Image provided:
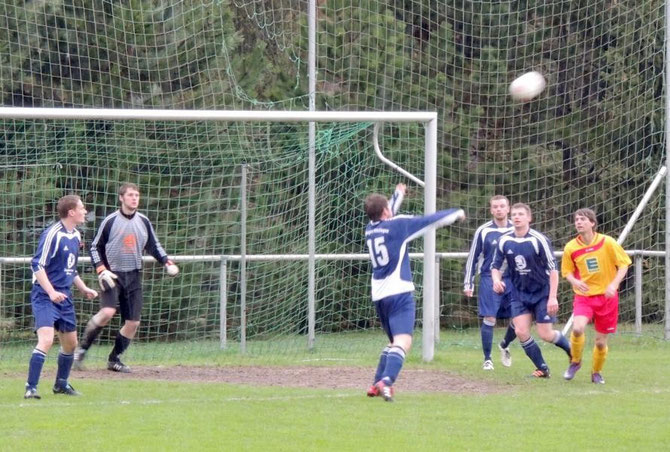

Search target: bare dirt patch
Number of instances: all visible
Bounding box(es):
[70,365,507,394]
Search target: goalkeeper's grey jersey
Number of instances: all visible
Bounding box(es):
[90,210,168,272]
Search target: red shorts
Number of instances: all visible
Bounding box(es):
[573,294,619,334]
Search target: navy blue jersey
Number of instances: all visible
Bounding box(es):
[366,207,464,301]
[491,228,556,294]
[463,220,513,291]
[31,221,81,293]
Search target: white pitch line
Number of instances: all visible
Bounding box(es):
[5,392,358,409]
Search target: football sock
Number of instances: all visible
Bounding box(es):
[552,331,572,358]
[592,345,608,373]
[500,322,516,349]
[373,346,391,383]
[27,348,47,388]
[80,318,103,350]
[381,345,406,385]
[570,331,585,363]
[108,332,131,362]
[521,337,548,371]
[56,351,74,385]
[480,320,495,360]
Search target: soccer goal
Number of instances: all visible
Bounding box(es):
[0,107,447,361]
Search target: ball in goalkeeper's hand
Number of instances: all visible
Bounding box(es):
[509,71,546,102]
[166,262,180,277]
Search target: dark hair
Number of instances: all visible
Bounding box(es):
[119,182,140,196]
[364,194,389,221]
[57,195,81,219]
[575,208,598,230]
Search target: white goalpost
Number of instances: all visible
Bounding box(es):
[0,107,442,361]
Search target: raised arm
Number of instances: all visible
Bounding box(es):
[400,208,465,239]
[389,183,406,216]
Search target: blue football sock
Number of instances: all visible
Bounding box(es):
[373,346,391,383]
[552,331,572,359]
[501,322,517,349]
[56,351,74,386]
[381,345,406,385]
[27,348,47,389]
[521,337,548,371]
[480,320,495,360]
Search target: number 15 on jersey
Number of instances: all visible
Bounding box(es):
[367,236,389,268]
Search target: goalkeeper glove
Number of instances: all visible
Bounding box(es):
[97,267,118,291]
[165,260,179,277]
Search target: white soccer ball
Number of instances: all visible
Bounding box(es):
[509,71,546,102]
[166,263,180,276]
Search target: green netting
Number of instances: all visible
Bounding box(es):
[0,119,427,361]
[0,0,667,364]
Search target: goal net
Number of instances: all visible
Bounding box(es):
[0,0,667,365]
[0,112,435,363]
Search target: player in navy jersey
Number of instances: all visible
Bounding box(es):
[24,195,99,399]
[463,195,517,371]
[74,183,179,373]
[490,203,571,378]
[364,183,465,401]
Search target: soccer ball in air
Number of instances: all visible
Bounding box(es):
[509,71,546,102]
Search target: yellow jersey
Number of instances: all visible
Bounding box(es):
[561,233,631,296]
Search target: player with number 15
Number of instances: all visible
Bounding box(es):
[364,183,464,401]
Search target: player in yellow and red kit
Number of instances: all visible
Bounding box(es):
[561,208,631,384]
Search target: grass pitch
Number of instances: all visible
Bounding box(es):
[1,330,668,451]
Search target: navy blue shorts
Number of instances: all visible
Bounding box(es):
[478,275,512,319]
[374,292,416,342]
[510,287,556,323]
[31,286,76,333]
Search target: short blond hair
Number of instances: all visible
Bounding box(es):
[489,195,509,205]
[511,203,531,216]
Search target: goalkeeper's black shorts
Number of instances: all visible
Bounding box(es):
[100,270,143,321]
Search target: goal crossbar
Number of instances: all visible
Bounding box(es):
[0,107,440,361]
[0,107,436,123]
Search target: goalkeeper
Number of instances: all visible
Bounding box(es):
[74,183,179,373]
[364,183,465,402]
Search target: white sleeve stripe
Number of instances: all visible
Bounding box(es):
[389,190,404,215]
[404,209,464,244]
[530,229,556,270]
[388,214,414,220]
[38,224,61,267]
[90,212,116,263]
[463,221,491,286]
